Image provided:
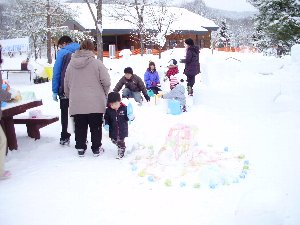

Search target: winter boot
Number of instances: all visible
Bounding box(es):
[60,137,70,146]
[78,149,86,157]
[60,133,71,146]
[116,147,125,159]
[187,86,193,96]
[93,147,105,157]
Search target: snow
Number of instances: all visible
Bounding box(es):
[1,48,300,225]
[66,3,218,32]
[291,44,300,64]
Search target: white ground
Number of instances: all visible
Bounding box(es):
[0,48,300,225]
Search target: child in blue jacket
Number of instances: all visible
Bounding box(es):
[144,61,161,94]
[104,92,134,159]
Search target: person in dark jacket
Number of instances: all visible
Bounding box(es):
[52,36,80,145]
[181,38,200,96]
[113,67,150,105]
[144,61,161,94]
[104,92,134,159]
[0,46,12,180]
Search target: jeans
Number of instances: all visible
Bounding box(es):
[122,88,143,103]
[73,113,103,151]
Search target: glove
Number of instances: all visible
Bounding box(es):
[52,93,58,102]
[103,124,109,131]
[128,114,135,121]
[144,95,150,102]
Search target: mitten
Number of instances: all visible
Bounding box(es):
[52,93,58,102]
[144,95,150,102]
[128,114,135,121]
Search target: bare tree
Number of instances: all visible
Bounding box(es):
[148,0,177,59]
[106,0,149,56]
[84,0,103,60]
[8,0,73,62]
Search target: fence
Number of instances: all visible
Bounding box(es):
[215,47,258,53]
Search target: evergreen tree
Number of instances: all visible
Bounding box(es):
[216,20,231,47]
[248,0,300,52]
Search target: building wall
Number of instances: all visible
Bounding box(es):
[101,32,212,51]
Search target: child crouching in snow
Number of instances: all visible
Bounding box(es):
[160,75,187,112]
[104,92,134,159]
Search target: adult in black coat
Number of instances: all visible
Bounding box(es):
[181,38,200,96]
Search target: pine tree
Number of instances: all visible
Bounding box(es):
[216,20,231,47]
[248,0,300,52]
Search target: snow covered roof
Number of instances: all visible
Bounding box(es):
[66,3,218,34]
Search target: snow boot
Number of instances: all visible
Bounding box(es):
[116,147,125,159]
[187,86,193,96]
[78,149,86,157]
[60,133,71,145]
[60,137,70,146]
[93,147,104,157]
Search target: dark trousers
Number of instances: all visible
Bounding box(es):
[149,86,161,94]
[111,138,126,150]
[60,98,70,140]
[73,113,103,151]
[186,75,196,88]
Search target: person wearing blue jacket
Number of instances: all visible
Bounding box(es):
[52,36,80,145]
[144,61,161,94]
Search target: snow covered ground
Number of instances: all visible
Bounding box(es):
[0,48,300,225]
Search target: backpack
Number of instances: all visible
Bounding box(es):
[58,52,72,97]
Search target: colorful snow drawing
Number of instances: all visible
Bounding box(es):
[130,124,249,188]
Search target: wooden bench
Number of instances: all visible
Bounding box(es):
[0,69,32,82]
[13,116,59,140]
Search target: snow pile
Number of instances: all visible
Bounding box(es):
[291,44,300,64]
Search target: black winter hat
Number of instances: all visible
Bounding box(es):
[169,59,177,65]
[107,92,121,104]
[185,38,194,46]
[124,67,133,75]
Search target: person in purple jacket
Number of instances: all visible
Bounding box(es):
[181,38,200,96]
[144,61,161,94]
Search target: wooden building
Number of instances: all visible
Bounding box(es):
[64,3,218,51]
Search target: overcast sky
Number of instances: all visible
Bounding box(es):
[176,0,257,12]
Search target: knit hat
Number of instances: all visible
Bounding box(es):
[169,59,177,65]
[107,92,121,104]
[124,67,133,75]
[170,75,179,87]
[185,38,194,46]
